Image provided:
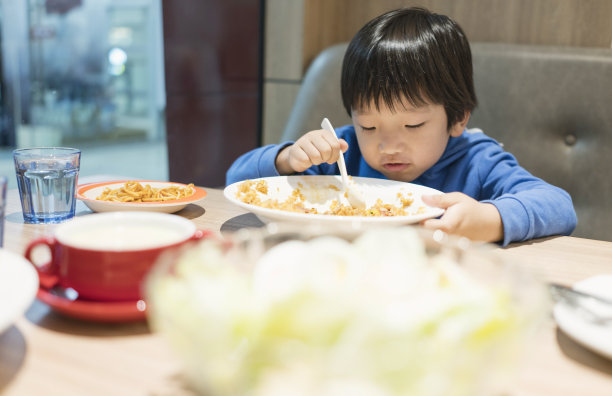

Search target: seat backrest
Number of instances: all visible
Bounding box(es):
[281,42,612,241]
[280,44,351,142]
[469,43,612,242]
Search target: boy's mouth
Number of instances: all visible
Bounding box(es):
[382,162,409,172]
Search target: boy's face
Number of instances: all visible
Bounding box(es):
[351,100,466,182]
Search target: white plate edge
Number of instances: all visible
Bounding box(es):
[552,274,612,360]
[0,249,39,334]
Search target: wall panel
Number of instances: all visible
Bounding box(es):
[302,0,612,72]
[163,0,262,187]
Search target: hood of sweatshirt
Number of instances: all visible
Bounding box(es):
[414,129,496,185]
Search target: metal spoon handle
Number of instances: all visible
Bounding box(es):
[549,283,612,306]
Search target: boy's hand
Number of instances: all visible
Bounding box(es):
[276,129,349,174]
[421,192,504,243]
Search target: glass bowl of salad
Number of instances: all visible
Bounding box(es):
[145,224,548,396]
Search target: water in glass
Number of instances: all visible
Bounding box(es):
[14,148,80,224]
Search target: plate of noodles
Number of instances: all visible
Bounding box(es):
[224,175,445,226]
[77,180,207,213]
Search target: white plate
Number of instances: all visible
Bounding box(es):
[224,175,445,226]
[77,181,207,214]
[0,249,39,334]
[553,275,612,360]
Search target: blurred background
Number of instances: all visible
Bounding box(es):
[0,0,167,188]
[1,0,610,188]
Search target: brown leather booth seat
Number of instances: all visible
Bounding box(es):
[281,43,612,241]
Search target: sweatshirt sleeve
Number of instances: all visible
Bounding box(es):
[477,145,577,246]
[226,143,292,186]
[225,125,358,186]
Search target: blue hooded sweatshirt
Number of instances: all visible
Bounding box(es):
[226,126,577,246]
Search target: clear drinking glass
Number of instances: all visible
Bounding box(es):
[13,147,81,224]
[0,176,6,247]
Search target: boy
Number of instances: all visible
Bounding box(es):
[226,7,577,245]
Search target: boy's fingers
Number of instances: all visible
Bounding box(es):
[422,212,460,234]
[422,192,464,209]
[311,139,335,163]
[318,134,344,163]
[323,138,349,164]
[288,148,312,172]
[338,138,349,153]
[421,218,441,228]
[299,140,323,163]
[421,218,453,234]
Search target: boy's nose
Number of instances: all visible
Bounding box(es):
[378,136,405,154]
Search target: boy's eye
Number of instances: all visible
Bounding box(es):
[405,122,425,129]
[360,125,376,131]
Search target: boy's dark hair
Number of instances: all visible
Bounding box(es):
[341,7,477,129]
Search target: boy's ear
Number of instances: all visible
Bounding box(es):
[449,111,471,137]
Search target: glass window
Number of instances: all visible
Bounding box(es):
[0,0,167,189]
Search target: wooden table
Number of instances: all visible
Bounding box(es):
[1,187,612,395]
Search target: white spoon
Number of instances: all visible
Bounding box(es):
[321,118,367,210]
